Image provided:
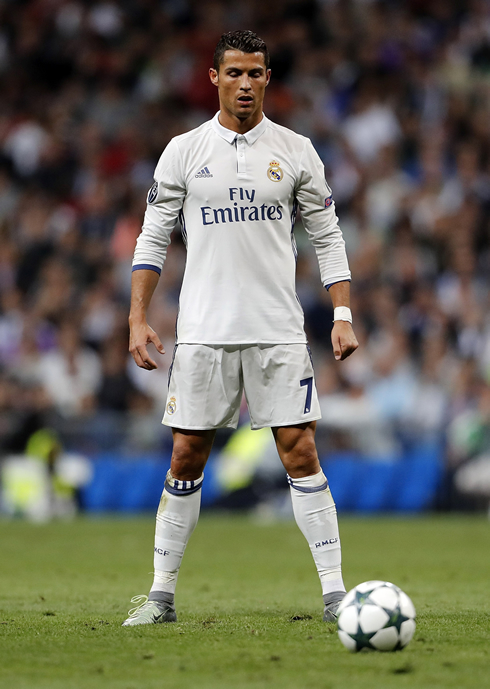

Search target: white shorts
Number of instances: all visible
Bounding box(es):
[162,344,321,430]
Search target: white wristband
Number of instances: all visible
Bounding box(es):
[333,306,352,324]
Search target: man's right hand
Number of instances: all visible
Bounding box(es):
[129,320,165,370]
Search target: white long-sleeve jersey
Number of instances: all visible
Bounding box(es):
[133,113,351,344]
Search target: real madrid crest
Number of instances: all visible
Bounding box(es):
[267,160,283,182]
[166,396,177,415]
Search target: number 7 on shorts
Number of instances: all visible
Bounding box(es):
[300,377,313,414]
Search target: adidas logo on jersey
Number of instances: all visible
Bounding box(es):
[195,166,213,178]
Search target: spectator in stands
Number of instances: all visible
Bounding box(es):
[36,318,101,417]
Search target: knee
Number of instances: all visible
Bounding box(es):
[279,435,320,478]
[171,436,210,480]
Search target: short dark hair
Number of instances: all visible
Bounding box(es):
[213,30,270,72]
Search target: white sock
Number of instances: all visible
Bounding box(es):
[288,470,345,597]
[148,471,203,602]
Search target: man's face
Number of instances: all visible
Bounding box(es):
[209,50,270,121]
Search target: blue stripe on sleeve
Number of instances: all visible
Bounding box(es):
[132,264,162,275]
[325,279,351,290]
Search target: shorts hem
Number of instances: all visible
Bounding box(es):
[175,340,308,346]
[162,419,239,430]
[250,414,322,430]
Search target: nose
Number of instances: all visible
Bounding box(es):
[239,75,252,90]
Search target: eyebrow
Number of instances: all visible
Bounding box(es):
[224,66,265,73]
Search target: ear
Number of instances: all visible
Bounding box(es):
[265,69,271,86]
[209,68,219,87]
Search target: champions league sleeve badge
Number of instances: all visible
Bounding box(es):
[267,160,283,182]
[325,195,333,207]
[147,181,159,204]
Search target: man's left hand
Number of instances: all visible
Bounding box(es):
[331,321,359,361]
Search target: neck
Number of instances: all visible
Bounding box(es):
[218,108,263,134]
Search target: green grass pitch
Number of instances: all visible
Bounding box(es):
[0,514,489,689]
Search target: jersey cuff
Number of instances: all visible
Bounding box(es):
[132,264,162,275]
[325,279,351,291]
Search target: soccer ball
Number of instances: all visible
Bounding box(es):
[337,580,416,652]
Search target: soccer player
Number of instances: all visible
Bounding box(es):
[123,30,358,626]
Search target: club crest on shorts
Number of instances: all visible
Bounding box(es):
[166,396,177,415]
[267,160,283,182]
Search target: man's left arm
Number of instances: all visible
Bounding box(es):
[294,139,358,360]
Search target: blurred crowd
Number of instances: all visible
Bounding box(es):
[1,0,490,506]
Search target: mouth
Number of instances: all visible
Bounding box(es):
[237,95,253,105]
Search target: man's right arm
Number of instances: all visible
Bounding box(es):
[130,139,186,370]
[129,268,165,370]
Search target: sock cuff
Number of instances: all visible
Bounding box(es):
[148,590,175,605]
[287,470,329,493]
[322,589,346,606]
[164,470,204,496]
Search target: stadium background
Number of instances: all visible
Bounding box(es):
[1,0,490,516]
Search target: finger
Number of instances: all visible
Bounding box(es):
[149,330,165,355]
[331,334,342,361]
[340,339,359,360]
[131,348,150,369]
[340,347,350,361]
[136,345,158,370]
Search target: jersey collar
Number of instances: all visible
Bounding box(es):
[212,112,269,145]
